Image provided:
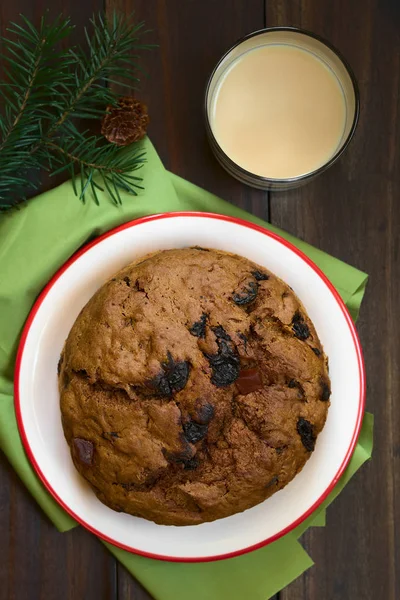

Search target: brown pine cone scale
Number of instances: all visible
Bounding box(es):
[101,97,149,146]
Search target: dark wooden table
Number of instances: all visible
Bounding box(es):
[1,1,399,599]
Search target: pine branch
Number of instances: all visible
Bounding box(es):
[0,14,74,205]
[0,12,151,211]
[44,13,149,138]
[41,133,146,205]
[0,39,42,151]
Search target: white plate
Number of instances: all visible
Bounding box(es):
[15,213,365,562]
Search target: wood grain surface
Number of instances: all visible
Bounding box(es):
[1,1,399,599]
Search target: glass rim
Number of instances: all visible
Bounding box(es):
[204,26,361,185]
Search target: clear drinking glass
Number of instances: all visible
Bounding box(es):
[205,27,360,191]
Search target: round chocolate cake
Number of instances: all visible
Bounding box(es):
[59,248,331,525]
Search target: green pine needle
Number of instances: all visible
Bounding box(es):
[0,11,151,211]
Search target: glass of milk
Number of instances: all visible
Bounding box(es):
[205,28,359,190]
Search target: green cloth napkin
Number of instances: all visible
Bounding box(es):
[0,138,372,600]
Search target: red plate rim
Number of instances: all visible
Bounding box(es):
[14,211,366,562]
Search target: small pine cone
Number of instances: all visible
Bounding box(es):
[101,97,149,146]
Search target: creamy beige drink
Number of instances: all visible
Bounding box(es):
[211,44,347,179]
